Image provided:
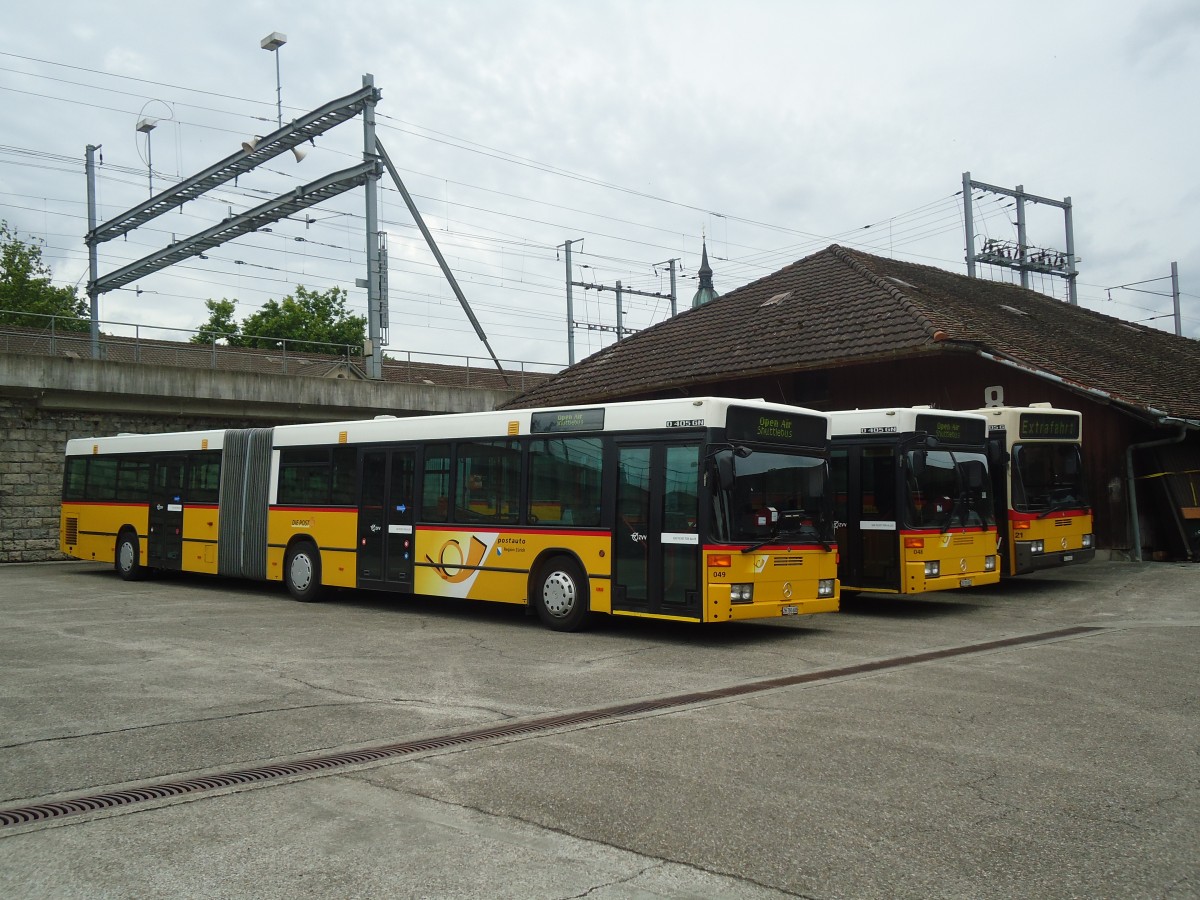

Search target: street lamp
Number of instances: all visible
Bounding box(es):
[135,117,157,196]
[260,31,287,129]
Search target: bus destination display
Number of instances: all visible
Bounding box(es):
[1019,413,1080,440]
[529,408,605,434]
[726,406,826,447]
[915,414,986,444]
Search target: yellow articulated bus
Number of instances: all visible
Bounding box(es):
[967,404,1095,576]
[61,397,839,630]
[827,407,1001,595]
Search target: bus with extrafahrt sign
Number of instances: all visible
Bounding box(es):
[966,403,1095,576]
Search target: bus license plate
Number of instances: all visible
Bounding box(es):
[959,578,973,588]
[781,605,799,616]
[1064,555,1074,562]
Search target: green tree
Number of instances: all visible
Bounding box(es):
[0,221,90,332]
[190,298,242,345]
[191,286,365,355]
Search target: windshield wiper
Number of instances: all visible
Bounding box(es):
[741,522,830,554]
[940,495,960,533]
[962,491,992,531]
[1038,497,1083,518]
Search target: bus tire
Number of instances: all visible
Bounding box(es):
[285,542,325,603]
[115,530,145,581]
[533,555,590,632]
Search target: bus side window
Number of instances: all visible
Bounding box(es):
[186,452,220,504]
[63,458,88,501]
[422,444,451,522]
[455,440,519,524]
[117,458,150,502]
[86,457,118,501]
[330,448,358,506]
[527,437,602,527]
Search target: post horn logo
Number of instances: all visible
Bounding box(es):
[426,536,488,583]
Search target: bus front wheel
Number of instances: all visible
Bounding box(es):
[115,531,145,581]
[533,555,590,632]
[285,543,325,603]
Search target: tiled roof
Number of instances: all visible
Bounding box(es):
[505,245,1200,421]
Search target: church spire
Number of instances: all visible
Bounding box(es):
[691,238,720,308]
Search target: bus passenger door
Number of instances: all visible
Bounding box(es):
[147,457,185,570]
[613,443,701,618]
[837,446,901,591]
[857,446,901,590]
[357,449,415,590]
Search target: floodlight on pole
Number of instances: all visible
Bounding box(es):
[135,117,157,196]
[260,31,287,129]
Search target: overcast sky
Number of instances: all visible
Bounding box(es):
[2,0,1197,372]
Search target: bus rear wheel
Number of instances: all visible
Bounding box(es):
[115,531,145,581]
[533,555,590,632]
[285,542,325,603]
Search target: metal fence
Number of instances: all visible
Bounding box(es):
[0,311,560,392]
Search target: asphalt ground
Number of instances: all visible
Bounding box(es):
[0,559,1195,899]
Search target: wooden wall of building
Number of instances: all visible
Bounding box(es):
[632,349,1197,557]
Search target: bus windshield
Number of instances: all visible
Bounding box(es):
[904,449,995,530]
[1011,443,1088,513]
[710,448,833,544]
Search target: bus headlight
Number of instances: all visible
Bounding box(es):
[984,555,997,572]
[1082,534,1094,549]
[924,561,940,578]
[1030,540,1044,554]
[817,578,835,598]
[730,583,753,603]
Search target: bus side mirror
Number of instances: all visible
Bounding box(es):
[806,466,825,497]
[987,440,1009,468]
[911,450,927,477]
[967,464,985,489]
[1064,453,1079,476]
[716,454,735,491]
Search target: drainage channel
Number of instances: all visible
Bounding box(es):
[0,625,1099,829]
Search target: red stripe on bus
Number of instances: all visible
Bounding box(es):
[1009,508,1089,522]
[899,526,991,535]
[63,501,220,509]
[62,501,150,508]
[702,543,830,551]
[418,525,610,538]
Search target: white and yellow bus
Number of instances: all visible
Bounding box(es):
[61,397,839,630]
[967,404,1095,576]
[827,407,1001,595]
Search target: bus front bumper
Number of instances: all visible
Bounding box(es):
[905,564,1001,593]
[1014,544,1096,574]
[708,593,839,622]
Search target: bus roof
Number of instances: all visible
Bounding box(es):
[65,396,832,455]
[64,429,228,457]
[826,407,988,439]
[272,396,831,447]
